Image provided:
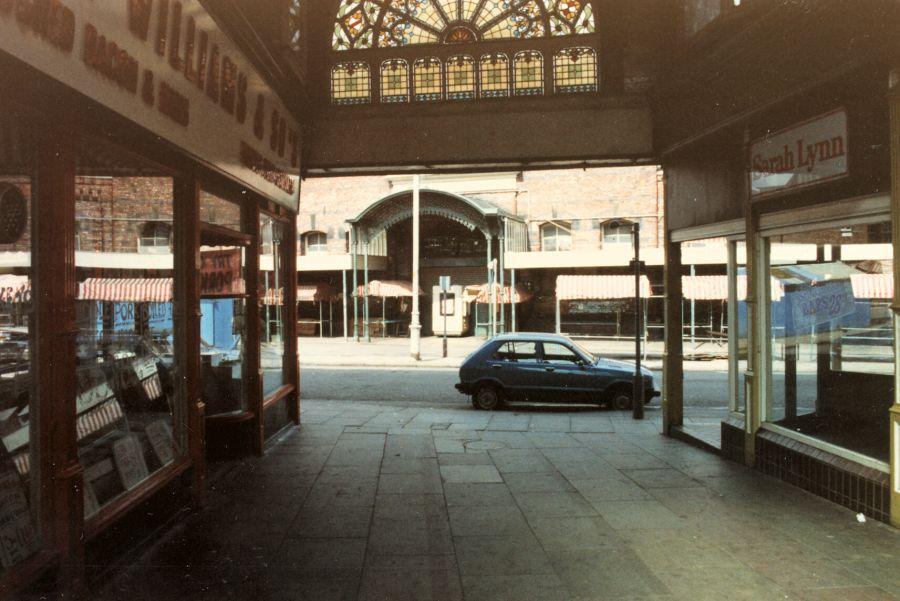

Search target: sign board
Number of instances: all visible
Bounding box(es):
[201,248,244,297]
[789,280,856,335]
[439,276,451,292]
[0,1,300,210]
[0,468,36,569]
[113,434,150,491]
[750,108,849,198]
[145,419,175,466]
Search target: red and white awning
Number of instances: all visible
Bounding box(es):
[0,274,29,303]
[556,275,652,301]
[850,273,893,299]
[298,283,339,303]
[468,283,532,304]
[681,275,728,301]
[79,278,173,303]
[357,280,424,298]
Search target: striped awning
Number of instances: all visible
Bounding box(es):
[79,278,173,302]
[681,275,793,302]
[357,280,424,298]
[0,274,29,303]
[850,273,893,299]
[298,283,339,303]
[556,275,652,301]
[468,283,532,304]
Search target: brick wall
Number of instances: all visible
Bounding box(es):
[297,166,664,255]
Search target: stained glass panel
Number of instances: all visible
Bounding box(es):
[381,59,410,102]
[479,53,510,98]
[413,57,443,101]
[446,55,476,100]
[513,50,543,95]
[331,62,372,104]
[553,46,597,93]
[331,0,595,49]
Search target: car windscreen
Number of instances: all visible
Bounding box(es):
[567,339,596,362]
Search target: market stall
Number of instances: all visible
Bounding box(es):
[297,283,340,337]
[355,280,423,338]
[466,283,532,337]
[555,274,653,338]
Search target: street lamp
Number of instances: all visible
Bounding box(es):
[607,219,644,420]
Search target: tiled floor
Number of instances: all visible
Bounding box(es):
[93,400,900,601]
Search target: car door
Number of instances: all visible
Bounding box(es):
[485,341,544,401]
[537,341,597,402]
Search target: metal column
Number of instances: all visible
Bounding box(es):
[410,175,422,359]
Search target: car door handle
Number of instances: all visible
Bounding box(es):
[491,364,503,370]
[544,366,555,372]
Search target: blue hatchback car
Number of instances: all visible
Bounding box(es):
[455,333,659,410]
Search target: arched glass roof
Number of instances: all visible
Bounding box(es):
[333,0,595,50]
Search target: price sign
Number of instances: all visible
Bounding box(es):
[145,420,175,466]
[113,435,150,491]
[201,249,245,297]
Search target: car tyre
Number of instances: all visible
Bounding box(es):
[609,386,633,411]
[472,384,502,411]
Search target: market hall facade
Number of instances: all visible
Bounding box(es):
[1,0,900,597]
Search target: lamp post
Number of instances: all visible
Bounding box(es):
[610,220,644,420]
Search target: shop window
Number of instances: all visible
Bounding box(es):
[492,341,539,363]
[553,47,598,94]
[0,114,39,573]
[302,231,328,255]
[765,221,893,463]
[479,53,510,98]
[331,61,371,105]
[138,221,172,254]
[413,57,443,102]
[446,55,476,100]
[75,140,183,521]
[513,50,544,96]
[541,222,572,252]
[260,214,288,401]
[199,189,249,418]
[380,59,409,103]
[679,237,746,427]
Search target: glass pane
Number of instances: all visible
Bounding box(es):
[260,215,287,398]
[543,343,580,364]
[767,223,893,462]
[553,47,598,94]
[75,140,182,519]
[200,190,248,417]
[734,241,748,413]
[680,237,731,425]
[0,111,39,570]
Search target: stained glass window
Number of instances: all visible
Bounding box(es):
[514,50,543,95]
[331,61,372,104]
[413,57,443,101]
[479,53,510,98]
[331,0,596,50]
[446,55,476,100]
[288,0,302,51]
[381,59,410,102]
[553,46,597,93]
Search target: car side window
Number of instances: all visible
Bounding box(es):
[542,342,582,365]
[491,342,539,363]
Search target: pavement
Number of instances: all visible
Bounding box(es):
[298,336,674,369]
[93,398,900,601]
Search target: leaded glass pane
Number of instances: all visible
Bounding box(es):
[460,0,482,21]
[381,59,410,102]
[483,1,546,39]
[413,57,443,101]
[553,47,597,93]
[475,0,510,28]
[514,50,543,95]
[446,55,476,100]
[479,53,510,98]
[332,62,372,104]
[379,11,439,46]
[572,2,594,34]
[437,0,459,22]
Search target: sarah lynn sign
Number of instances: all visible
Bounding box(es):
[750,109,849,198]
[0,1,300,211]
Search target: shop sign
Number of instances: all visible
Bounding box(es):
[789,280,855,334]
[750,109,848,198]
[0,1,300,210]
[200,248,244,297]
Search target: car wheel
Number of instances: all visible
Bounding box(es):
[472,385,502,411]
[609,386,633,411]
